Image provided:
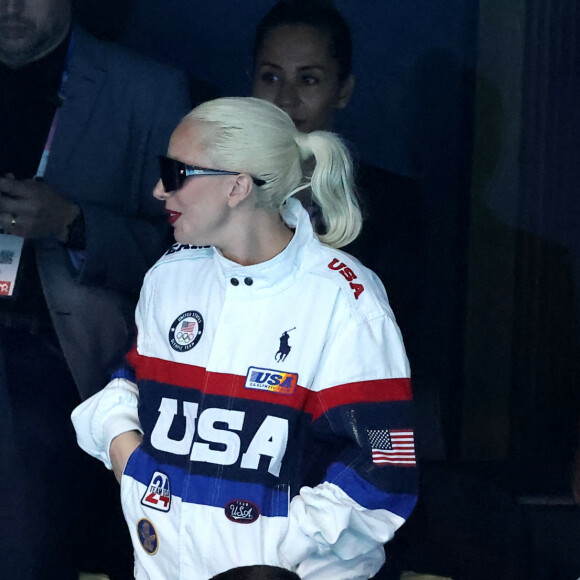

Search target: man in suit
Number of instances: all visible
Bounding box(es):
[0,0,191,577]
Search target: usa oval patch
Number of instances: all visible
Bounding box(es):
[225,499,260,524]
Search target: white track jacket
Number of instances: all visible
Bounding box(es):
[72,199,418,580]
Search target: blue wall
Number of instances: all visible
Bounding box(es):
[119,0,478,178]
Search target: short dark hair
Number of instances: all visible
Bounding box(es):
[210,564,301,580]
[253,0,353,83]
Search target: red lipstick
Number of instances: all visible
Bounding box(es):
[166,210,181,225]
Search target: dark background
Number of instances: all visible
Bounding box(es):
[74,0,478,179]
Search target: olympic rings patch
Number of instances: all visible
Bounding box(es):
[169,311,204,352]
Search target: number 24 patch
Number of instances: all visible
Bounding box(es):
[141,471,171,512]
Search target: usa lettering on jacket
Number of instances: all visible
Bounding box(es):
[328,258,365,299]
[150,398,289,477]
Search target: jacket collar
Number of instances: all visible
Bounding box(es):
[213,198,317,294]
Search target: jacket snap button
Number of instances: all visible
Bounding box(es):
[230,278,239,286]
[244,277,253,286]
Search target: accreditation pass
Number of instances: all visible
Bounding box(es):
[0,233,24,297]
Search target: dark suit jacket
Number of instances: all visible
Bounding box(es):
[36,26,191,399]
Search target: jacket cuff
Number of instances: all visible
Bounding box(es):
[71,378,141,470]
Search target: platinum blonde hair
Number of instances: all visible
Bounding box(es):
[183,97,361,248]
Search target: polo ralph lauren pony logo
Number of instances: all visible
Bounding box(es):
[275,327,295,361]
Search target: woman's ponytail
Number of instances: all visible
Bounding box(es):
[293,131,362,248]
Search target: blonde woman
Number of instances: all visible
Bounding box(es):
[73,97,417,580]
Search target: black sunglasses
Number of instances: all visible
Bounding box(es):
[158,156,265,192]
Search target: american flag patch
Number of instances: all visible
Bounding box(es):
[181,320,196,332]
[367,429,416,466]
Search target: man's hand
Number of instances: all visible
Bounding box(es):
[0,175,79,241]
[110,430,143,484]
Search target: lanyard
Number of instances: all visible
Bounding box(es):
[35,31,76,180]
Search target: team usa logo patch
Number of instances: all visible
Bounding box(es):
[367,428,416,466]
[244,367,298,395]
[169,310,204,352]
[137,518,159,555]
[225,499,260,524]
[141,471,171,512]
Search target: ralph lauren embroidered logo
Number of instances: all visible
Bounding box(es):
[275,327,295,361]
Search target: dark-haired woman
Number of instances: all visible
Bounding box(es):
[251,1,425,375]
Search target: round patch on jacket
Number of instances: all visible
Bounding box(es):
[137,518,159,555]
[169,311,204,352]
[225,499,261,524]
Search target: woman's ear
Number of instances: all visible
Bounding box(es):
[337,74,355,110]
[227,173,254,208]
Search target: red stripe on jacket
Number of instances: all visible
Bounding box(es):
[126,347,412,420]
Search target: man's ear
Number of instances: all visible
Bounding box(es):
[337,74,355,110]
[227,173,254,208]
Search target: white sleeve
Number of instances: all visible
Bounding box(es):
[279,483,405,580]
[71,378,142,470]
